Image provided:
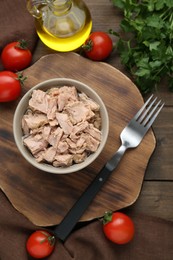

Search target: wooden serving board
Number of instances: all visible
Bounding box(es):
[0,53,155,226]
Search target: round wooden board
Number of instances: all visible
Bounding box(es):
[0,53,155,226]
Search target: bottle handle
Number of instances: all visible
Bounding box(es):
[26,0,47,19]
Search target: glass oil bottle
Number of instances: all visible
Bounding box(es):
[27,0,92,52]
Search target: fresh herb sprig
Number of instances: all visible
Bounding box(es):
[110,0,173,93]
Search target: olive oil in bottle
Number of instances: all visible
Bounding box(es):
[27,0,92,52]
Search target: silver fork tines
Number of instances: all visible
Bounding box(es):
[107,94,164,170]
[135,95,164,128]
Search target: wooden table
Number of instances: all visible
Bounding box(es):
[30,0,173,222]
[1,0,173,223]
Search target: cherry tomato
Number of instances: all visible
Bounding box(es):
[1,40,32,71]
[0,71,26,102]
[26,230,55,259]
[103,211,135,244]
[82,32,113,61]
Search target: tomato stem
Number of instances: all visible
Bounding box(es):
[16,39,29,50]
[16,73,27,86]
[48,236,56,247]
[82,39,93,52]
[102,211,113,225]
[40,231,55,247]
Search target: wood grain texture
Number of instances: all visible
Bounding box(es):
[0,53,155,226]
[145,107,173,180]
[129,181,173,221]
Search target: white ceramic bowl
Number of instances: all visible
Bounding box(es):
[13,78,109,174]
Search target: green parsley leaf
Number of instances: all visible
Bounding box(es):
[110,0,173,93]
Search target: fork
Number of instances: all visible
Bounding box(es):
[53,95,164,241]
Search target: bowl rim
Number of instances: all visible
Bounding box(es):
[13,78,109,174]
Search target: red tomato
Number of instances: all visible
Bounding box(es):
[26,230,55,259]
[103,211,135,244]
[1,40,32,71]
[0,71,25,102]
[82,32,113,61]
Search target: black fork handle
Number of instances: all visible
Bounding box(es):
[53,145,126,241]
[53,165,111,241]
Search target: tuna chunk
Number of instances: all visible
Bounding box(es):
[23,134,48,155]
[57,86,78,111]
[22,113,48,131]
[92,111,102,130]
[29,90,49,114]
[84,134,100,152]
[73,152,87,163]
[49,118,58,127]
[56,141,69,154]
[42,125,51,141]
[65,101,95,124]
[79,92,100,111]
[85,124,102,141]
[70,121,88,140]
[53,154,73,167]
[46,97,57,120]
[66,136,86,154]
[44,147,56,163]
[56,112,73,135]
[35,150,45,163]
[48,127,63,148]
[29,90,57,120]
